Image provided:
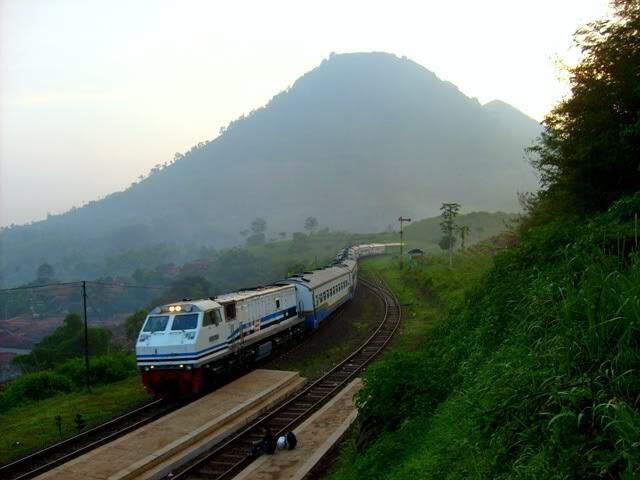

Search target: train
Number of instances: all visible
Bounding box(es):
[135,243,396,397]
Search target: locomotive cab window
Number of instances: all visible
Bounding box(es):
[225,303,236,320]
[143,315,169,332]
[204,309,222,326]
[171,313,199,330]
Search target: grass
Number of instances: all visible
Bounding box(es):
[328,197,640,479]
[0,376,151,464]
[360,252,493,350]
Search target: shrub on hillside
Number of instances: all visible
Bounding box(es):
[0,372,72,412]
[55,354,136,387]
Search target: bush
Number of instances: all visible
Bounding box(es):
[0,372,72,412]
[55,354,137,387]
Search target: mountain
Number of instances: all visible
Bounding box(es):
[0,52,541,287]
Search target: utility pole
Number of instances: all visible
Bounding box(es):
[82,281,91,392]
[398,216,411,268]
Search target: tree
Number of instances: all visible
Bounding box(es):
[440,203,460,268]
[125,309,148,341]
[164,276,212,303]
[529,0,640,217]
[438,235,457,251]
[250,218,267,235]
[304,217,318,233]
[456,225,471,249]
[247,218,267,246]
[37,263,55,282]
[13,313,113,370]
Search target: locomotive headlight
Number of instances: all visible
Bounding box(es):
[139,334,150,342]
[144,367,149,371]
[179,364,184,368]
[186,365,192,370]
[185,331,196,340]
[169,306,175,312]
[175,305,182,312]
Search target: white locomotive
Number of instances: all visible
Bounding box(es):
[136,243,393,396]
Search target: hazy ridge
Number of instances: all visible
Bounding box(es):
[0,52,540,287]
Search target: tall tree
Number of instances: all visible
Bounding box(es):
[304,217,319,233]
[440,203,460,268]
[456,225,471,249]
[529,0,640,216]
[37,263,55,282]
[247,218,267,246]
[250,218,267,235]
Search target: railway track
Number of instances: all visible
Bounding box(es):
[0,398,179,480]
[172,278,401,480]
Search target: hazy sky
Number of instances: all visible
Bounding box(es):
[1,0,611,227]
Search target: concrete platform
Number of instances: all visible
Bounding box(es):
[235,378,363,480]
[36,369,306,480]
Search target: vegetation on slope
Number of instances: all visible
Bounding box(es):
[332,199,640,479]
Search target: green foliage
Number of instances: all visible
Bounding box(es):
[304,216,319,232]
[437,234,456,251]
[0,372,72,412]
[54,354,137,387]
[125,309,149,341]
[1,354,137,414]
[529,0,640,215]
[332,196,640,479]
[356,351,449,431]
[13,313,114,370]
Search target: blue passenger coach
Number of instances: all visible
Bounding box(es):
[281,259,357,329]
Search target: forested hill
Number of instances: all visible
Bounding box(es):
[0,52,541,287]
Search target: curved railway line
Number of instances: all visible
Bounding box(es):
[0,398,179,480]
[0,276,400,480]
[171,277,401,480]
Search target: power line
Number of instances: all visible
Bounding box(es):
[0,281,82,294]
[0,280,168,294]
[86,281,167,290]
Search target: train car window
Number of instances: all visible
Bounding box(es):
[171,313,199,330]
[143,315,169,332]
[225,303,236,320]
[276,299,281,309]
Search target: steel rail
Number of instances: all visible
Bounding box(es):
[172,278,401,480]
[0,399,176,480]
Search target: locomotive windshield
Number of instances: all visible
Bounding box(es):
[143,315,170,332]
[171,313,199,330]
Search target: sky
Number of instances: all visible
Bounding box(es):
[0,0,612,228]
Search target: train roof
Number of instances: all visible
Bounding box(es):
[213,283,294,304]
[150,298,220,314]
[281,260,355,290]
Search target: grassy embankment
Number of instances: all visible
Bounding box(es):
[0,376,150,464]
[330,196,640,479]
